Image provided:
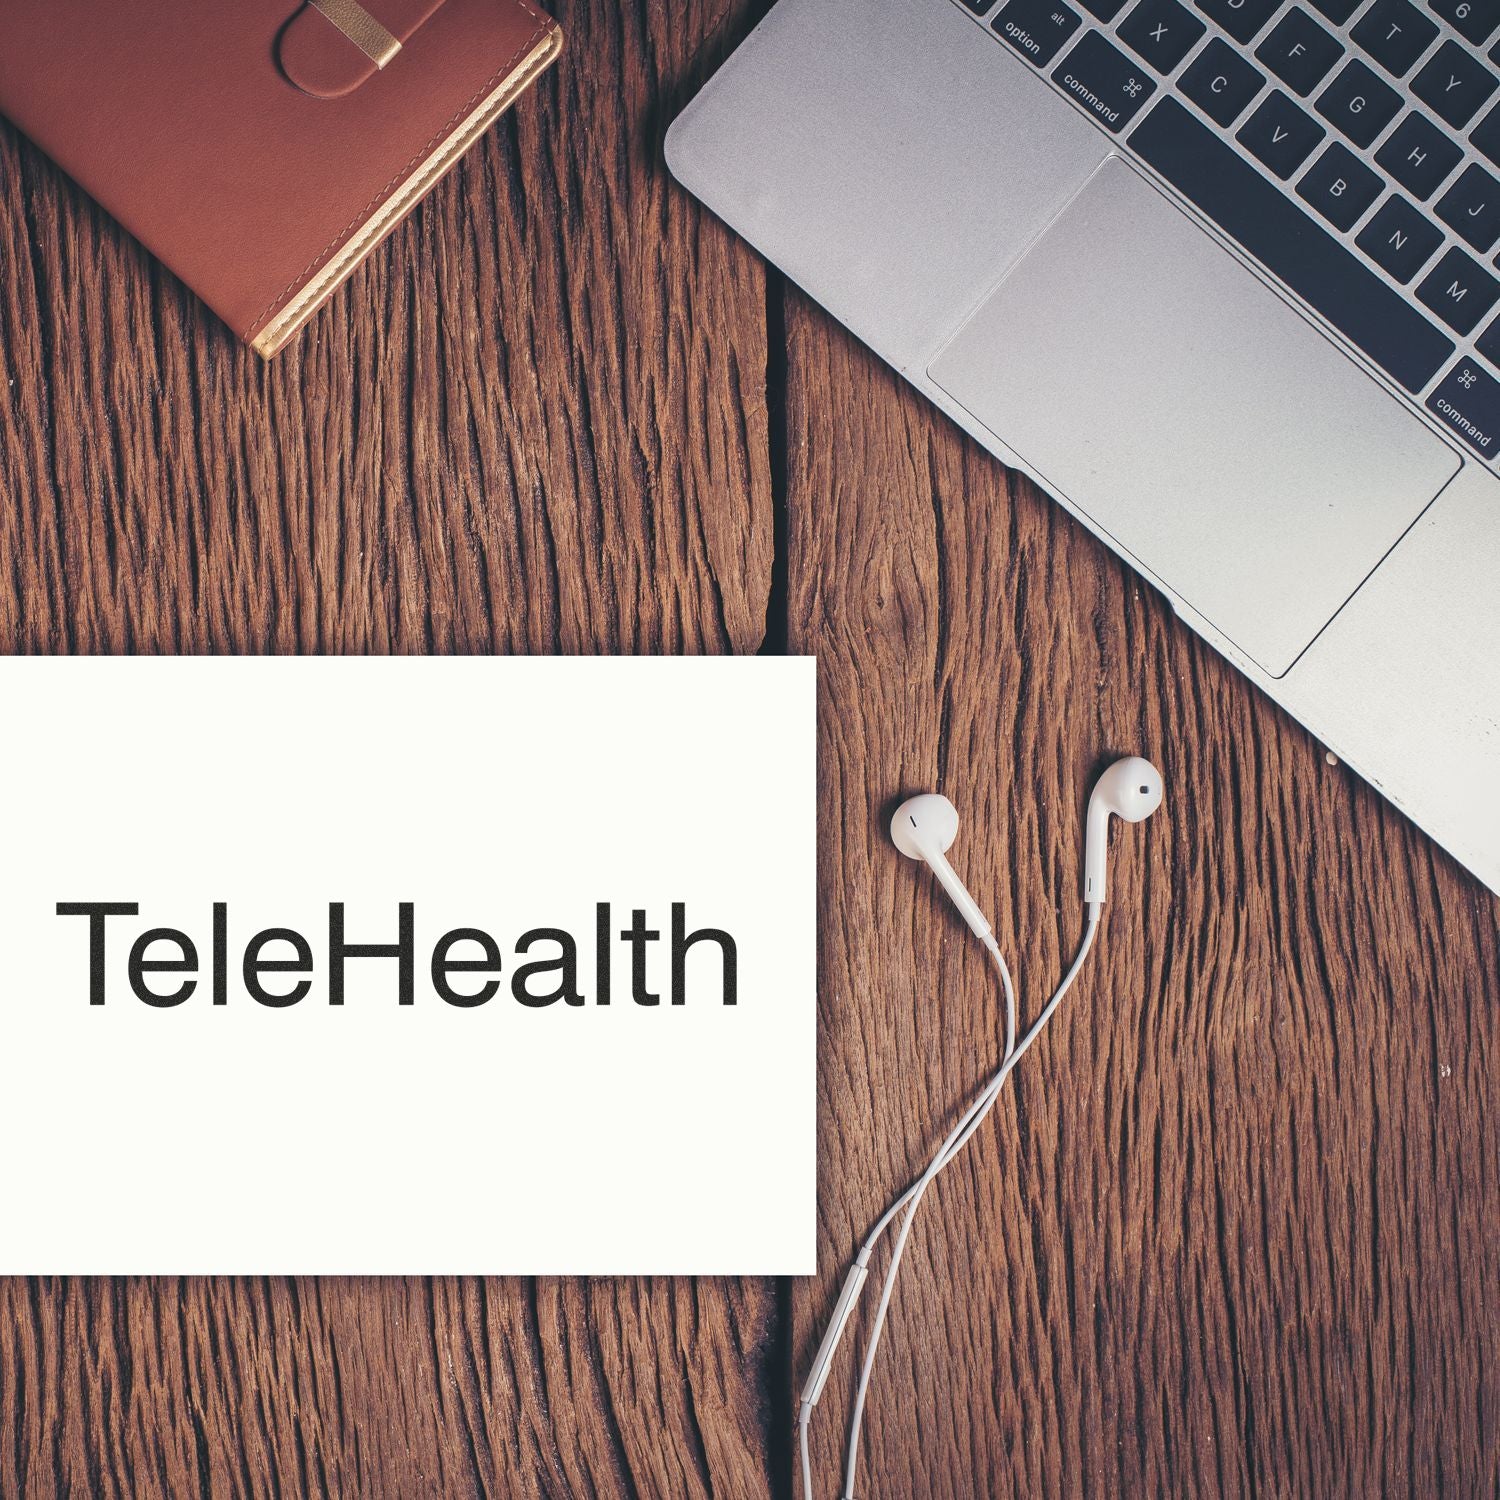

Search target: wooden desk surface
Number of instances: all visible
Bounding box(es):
[1,3,1496,1495]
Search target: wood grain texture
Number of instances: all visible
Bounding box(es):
[783,292,1500,1498]
[2,0,1498,1494]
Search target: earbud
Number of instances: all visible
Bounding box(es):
[1083,756,1163,907]
[890,793,995,946]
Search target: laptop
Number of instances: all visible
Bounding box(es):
[666,0,1500,895]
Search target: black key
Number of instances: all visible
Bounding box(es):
[1352,0,1440,76]
[1238,89,1327,176]
[1417,245,1500,332]
[1428,358,1500,455]
[960,0,995,10]
[1194,0,1279,44]
[1128,98,1455,389]
[1354,193,1446,279]
[1473,101,1500,165]
[1052,32,1157,130]
[1412,42,1498,129]
[1376,113,1463,198]
[1180,37,1265,123]
[1309,0,1361,20]
[1477,314,1500,365]
[1316,59,1403,146]
[1080,0,1130,18]
[1256,8,1344,96]
[1120,0,1206,70]
[1436,163,1500,250]
[1297,142,1383,227]
[1429,0,1500,45]
[993,0,1082,65]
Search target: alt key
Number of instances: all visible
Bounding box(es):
[994,0,1082,66]
[1427,358,1500,458]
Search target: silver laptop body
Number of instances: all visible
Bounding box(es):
[666,0,1500,894]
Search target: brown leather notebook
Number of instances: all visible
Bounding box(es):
[0,0,561,356]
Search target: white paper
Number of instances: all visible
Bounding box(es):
[0,656,816,1274]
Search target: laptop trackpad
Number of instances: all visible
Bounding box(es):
[928,156,1460,677]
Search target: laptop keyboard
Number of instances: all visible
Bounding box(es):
[961,0,1500,459]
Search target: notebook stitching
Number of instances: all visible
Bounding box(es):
[245,0,551,340]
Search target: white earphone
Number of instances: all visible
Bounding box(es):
[1084,754,1163,906]
[890,792,1000,952]
[799,757,1164,1500]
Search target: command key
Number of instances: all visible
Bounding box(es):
[1427,358,1500,459]
[1051,32,1156,134]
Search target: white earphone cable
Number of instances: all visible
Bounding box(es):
[801,1399,814,1499]
[840,911,1098,1498]
[800,908,1101,1500]
[798,939,1014,1500]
